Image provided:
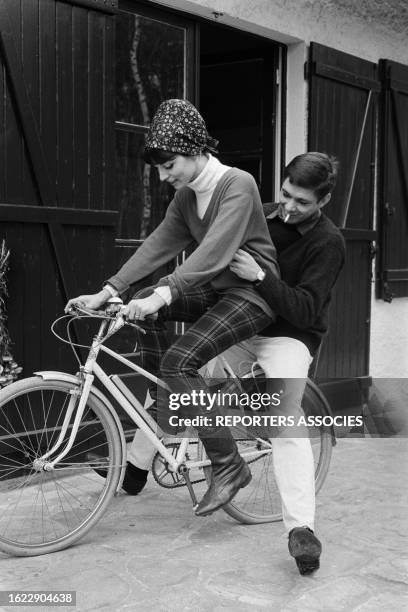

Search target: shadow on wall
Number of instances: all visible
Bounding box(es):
[363,379,408,437]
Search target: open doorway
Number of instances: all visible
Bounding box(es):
[114,2,285,242]
[199,22,284,202]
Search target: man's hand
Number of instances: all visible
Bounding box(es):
[230,249,263,282]
[123,293,165,321]
[64,289,111,314]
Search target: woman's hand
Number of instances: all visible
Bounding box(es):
[122,293,165,321]
[64,289,110,314]
[230,249,263,282]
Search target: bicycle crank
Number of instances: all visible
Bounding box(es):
[151,441,206,489]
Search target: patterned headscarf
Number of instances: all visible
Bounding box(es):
[145,99,219,155]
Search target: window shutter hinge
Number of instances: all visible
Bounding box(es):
[385,202,396,217]
[383,282,394,303]
[369,242,378,258]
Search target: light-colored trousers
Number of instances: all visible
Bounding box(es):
[128,336,315,533]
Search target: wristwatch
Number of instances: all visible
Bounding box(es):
[254,268,266,285]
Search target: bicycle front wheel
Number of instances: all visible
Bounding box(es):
[0,377,123,556]
[209,375,333,525]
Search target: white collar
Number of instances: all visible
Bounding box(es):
[188,154,229,194]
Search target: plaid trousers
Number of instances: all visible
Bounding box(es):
[134,285,272,426]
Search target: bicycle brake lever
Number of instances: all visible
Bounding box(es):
[127,322,147,334]
[117,309,147,334]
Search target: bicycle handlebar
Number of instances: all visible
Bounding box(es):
[67,302,147,334]
[68,304,107,317]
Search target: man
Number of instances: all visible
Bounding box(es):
[100,152,345,575]
[227,151,345,574]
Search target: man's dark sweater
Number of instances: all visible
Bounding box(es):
[257,203,346,356]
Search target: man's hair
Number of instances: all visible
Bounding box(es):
[283,152,339,200]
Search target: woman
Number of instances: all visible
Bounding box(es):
[66,99,279,516]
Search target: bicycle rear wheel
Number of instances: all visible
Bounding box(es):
[0,377,122,556]
[205,373,333,525]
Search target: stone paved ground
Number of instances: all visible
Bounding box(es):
[0,437,407,612]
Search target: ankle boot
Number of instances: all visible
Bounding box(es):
[195,433,251,516]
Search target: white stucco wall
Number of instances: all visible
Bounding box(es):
[154,0,408,64]
[370,294,408,378]
[150,0,408,378]
[154,0,408,160]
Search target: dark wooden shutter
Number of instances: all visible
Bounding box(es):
[0,0,118,375]
[308,43,379,381]
[377,60,408,301]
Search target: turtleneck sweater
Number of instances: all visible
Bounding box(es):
[188,154,231,219]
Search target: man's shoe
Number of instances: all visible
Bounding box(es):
[194,435,252,516]
[86,452,148,495]
[288,527,322,575]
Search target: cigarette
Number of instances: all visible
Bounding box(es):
[284,213,290,223]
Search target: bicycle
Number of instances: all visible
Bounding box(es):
[0,299,335,557]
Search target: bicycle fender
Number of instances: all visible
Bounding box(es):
[34,370,127,491]
[34,370,81,386]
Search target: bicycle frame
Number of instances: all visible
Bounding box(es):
[40,314,273,477]
[38,324,192,474]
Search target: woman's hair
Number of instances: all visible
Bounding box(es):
[284,152,339,200]
[143,148,178,165]
[143,147,215,165]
